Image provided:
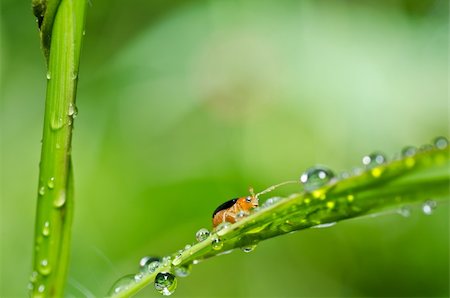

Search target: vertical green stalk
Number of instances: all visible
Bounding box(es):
[30,0,87,296]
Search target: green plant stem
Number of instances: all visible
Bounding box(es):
[30,0,87,296]
[109,146,449,298]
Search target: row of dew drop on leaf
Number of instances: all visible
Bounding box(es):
[107,137,448,297]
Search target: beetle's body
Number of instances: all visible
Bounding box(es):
[212,196,258,228]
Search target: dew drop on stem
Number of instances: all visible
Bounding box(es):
[422,200,437,215]
[401,146,417,157]
[362,152,386,168]
[174,263,192,277]
[139,256,161,268]
[434,136,448,150]
[211,235,223,250]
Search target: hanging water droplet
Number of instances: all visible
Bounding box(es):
[38,186,45,196]
[241,244,257,253]
[215,222,231,232]
[362,152,386,168]
[42,221,50,237]
[46,71,51,80]
[422,200,437,215]
[108,275,135,295]
[434,136,448,150]
[401,146,417,157]
[47,177,55,189]
[174,263,192,277]
[50,117,64,130]
[139,256,161,268]
[195,228,210,242]
[398,206,411,218]
[38,259,51,276]
[154,272,177,296]
[300,166,335,192]
[53,191,66,208]
[143,261,161,273]
[211,236,223,250]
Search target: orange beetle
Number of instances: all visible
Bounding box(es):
[212,181,298,229]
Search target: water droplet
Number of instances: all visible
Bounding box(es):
[161,256,172,267]
[108,275,134,295]
[38,186,45,196]
[38,284,45,293]
[46,71,51,80]
[50,117,64,130]
[422,200,437,215]
[211,236,223,250]
[215,222,231,232]
[174,263,192,277]
[38,259,51,276]
[398,206,411,218]
[154,272,177,296]
[241,244,257,253]
[82,30,86,36]
[42,221,50,237]
[184,244,192,250]
[362,152,386,168]
[434,136,448,149]
[143,261,160,273]
[134,272,144,282]
[30,271,38,283]
[401,146,417,157]
[235,210,249,219]
[311,222,336,229]
[68,103,78,118]
[47,177,55,189]
[262,197,282,208]
[71,72,78,80]
[195,228,210,242]
[53,191,66,208]
[139,256,161,268]
[300,166,335,192]
[27,282,34,291]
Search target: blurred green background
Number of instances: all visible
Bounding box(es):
[1,0,449,297]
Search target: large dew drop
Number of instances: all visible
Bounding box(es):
[195,228,210,242]
[300,166,335,192]
[108,274,135,295]
[154,272,177,296]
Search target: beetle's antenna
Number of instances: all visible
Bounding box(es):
[255,180,299,198]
